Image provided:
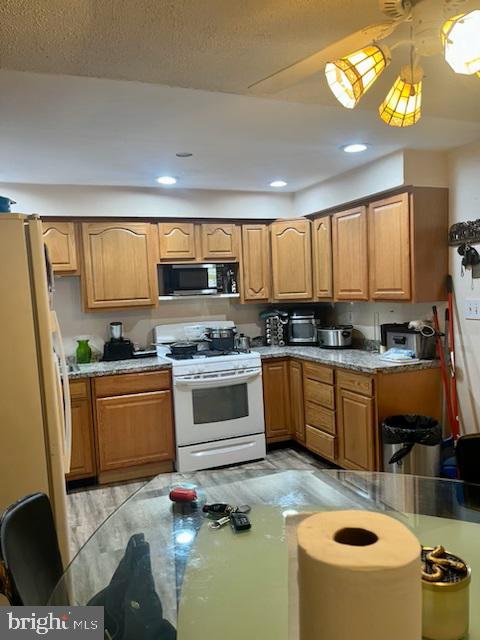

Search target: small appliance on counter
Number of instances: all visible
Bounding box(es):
[380,323,436,359]
[259,309,289,346]
[288,309,317,345]
[102,321,134,361]
[317,325,353,349]
[162,263,237,296]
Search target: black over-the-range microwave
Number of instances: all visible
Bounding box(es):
[162,263,238,296]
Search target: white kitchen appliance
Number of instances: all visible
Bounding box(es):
[154,322,266,472]
[0,214,72,562]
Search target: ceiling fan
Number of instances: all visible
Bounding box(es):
[249,0,480,127]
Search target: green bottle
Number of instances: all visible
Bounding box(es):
[76,339,92,364]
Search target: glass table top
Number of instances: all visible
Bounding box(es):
[51,469,480,638]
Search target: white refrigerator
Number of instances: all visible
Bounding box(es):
[0,213,72,562]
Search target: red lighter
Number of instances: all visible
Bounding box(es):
[169,487,198,503]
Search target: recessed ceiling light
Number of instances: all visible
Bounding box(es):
[342,143,368,153]
[176,152,193,158]
[156,176,177,185]
[270,180,288,188]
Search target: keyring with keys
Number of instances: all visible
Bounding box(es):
[209,515,231,530]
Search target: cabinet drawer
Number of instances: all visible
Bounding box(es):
[336,370,374,397]
[94,370,171,397]
[305,402,336,435]
[306,426,336,462]
[303,362,334,385]
[70,379,89,400]
[304,378,335,409]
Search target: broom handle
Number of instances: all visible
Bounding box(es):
[432,305,455,437]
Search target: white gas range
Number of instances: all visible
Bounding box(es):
[154,322,266,472]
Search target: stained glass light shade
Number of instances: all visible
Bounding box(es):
[379,66,423,128]
[441,11,480,75]
[325,45,390,109]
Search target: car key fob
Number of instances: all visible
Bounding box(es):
[202,503,233,515]
[230,511,251,532]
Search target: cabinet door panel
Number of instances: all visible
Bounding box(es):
[158,223,196,261]
[67,397,96,479]
[96,390,174,471]
[42,222,78,272]
[305,426,336,462]
[289,360,305,443]
[262,360,290,441]
[82,223,157,309]
[312,216,333,299]
[369,193,411,300]
[337,388,375,471]
[271,219,312,300]
[332,207,368,300]
[305,402,335,435]
[201,224,238,259]
[304,378,335,410]
[242,224,270,301]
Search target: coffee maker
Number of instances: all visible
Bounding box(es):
[102,322,134,361]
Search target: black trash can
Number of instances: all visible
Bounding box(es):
[382,415,442,477]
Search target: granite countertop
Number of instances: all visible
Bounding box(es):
[255,346,440,374]
[68,347,439,379]
[68,356,172,379]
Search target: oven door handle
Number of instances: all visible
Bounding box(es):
[174,368,261,389]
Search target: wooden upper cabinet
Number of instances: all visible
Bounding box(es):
[200,223,238,260]
[368,193,411,300]
[241,224,271,301]
[81,222,157,310]
[270,219,313,300]
[332,206,368,301]
[312,216,333,299]
[158,222,196,261]
[42,222,78,273]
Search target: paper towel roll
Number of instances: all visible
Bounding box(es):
[297,510,421,640]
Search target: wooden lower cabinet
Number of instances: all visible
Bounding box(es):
[67,379,96,480]
[261,357,441,473]
[336,388,375,471]
[96,391,174,471]
[289,360,305,443]
[93,371,175,483]
[262,360,291,442]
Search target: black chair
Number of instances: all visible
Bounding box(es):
[456,434,480,484]
[0,493,65,605]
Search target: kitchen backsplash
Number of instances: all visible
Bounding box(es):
[56,276,446,357]
[55,277,265,356]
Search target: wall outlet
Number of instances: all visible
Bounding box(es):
[465,299,480,320]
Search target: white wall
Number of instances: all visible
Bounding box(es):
[293,151,405,215]
[293,149,449,216]
[448,139,480,434]
[403,150,449,188]
[1,182,293,219]
[333,302,445,343]
[55,277,265,356]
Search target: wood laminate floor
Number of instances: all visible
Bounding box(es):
[67,446,331,557]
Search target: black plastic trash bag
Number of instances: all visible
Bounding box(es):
[382,415,442,465]
[88,533,176,640]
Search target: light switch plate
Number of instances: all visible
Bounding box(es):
[465,299,480,319]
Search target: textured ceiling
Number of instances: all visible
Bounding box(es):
[1,70,479,191]
[1,0,480,121]
[0,1,382,91]
[0,1,480,191]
